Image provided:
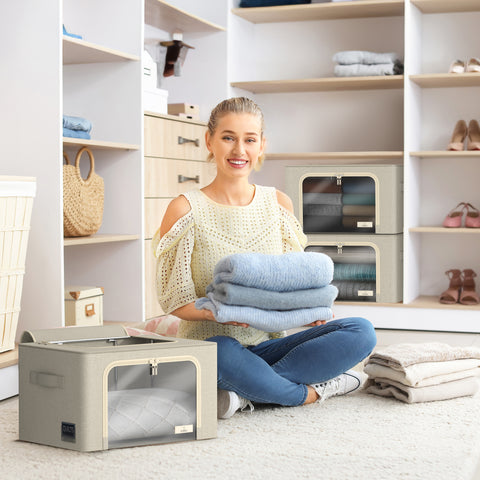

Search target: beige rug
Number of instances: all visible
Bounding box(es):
[1,391,480,480]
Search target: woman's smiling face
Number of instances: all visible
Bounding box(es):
[205,112,265,179]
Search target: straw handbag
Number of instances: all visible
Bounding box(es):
[63,147,104,237]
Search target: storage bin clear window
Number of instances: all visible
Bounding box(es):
[302,176,376,233]
[306,245,376,302]
[107,361,196,448]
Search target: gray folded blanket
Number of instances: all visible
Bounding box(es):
[334,63,403,77]
[333,50,401,65]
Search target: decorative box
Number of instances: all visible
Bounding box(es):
[18,325,217,451]
[168,103,200,120]
[144,88,169,115]
[64,286,104,327]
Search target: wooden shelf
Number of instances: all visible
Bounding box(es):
[63,37,139,65]
[266,151,403,161]
[410,73,480,88]
[406,295,480,311]
[0,347,18,369]
[232,76,404,94]
[63,138,140,151]
[409,227,480,234]
[411,0,480,14]
[144,111,206,126]
[64,234,140,247]
[232,0,404,23]
[145,0,225,33]
[410,150,480,158]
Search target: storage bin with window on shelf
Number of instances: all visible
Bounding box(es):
[286,164,403,303]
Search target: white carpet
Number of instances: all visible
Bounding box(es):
[2,391,480,480]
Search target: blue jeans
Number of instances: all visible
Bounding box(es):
[206,317,376,406]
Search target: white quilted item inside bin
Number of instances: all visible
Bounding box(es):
[108,388,195,441]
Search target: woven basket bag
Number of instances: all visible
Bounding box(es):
[63,147,104,237]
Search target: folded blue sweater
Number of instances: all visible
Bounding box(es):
[212,252,334,292]
[206,282,338,311]
[63,115,92,133]
[195,296,333,332]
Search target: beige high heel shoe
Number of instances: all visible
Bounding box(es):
[447,120,468,151]
[467,119,480,150]
[466,58,480,73]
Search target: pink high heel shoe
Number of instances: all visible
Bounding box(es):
[465,203,480,228]
[467,120,480,150]
[442,202,466,227]
[447,120,468,151]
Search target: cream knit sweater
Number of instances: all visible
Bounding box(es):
[152,185,307,346]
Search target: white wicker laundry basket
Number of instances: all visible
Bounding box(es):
[0,176,36,352]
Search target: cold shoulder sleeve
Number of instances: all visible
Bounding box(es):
[279,206,308,253]
[152,211,197,313]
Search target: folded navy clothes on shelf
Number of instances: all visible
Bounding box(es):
[62,127,91,140]
[195,252,337,332]
[63,115,92,133]
[240,0,310,6]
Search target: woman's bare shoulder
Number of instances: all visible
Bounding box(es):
[159,195,192,237]
[275,189,294,214]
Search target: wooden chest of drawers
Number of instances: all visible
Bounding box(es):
[144,113,215,319]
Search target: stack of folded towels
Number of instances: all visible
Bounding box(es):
[63,114,93,140]
[364,342,480,403]
[195,252,338,332]
[333,50,404,77]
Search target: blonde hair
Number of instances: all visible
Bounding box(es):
[206,97,266,170]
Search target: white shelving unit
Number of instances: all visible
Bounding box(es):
[231,0,480,332]
[0,0,143,398]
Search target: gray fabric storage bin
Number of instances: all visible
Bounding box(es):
[306,233,403,303]
[286,164,403,234]
[18,325,217,451]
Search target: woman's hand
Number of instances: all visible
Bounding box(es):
[305,320,327,327]
[204,308,249,328]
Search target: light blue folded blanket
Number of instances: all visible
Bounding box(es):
[63,115,92,133]
[206,283,338,311]
[212,252,334,292]
[63,127,91,139]
[195,296,333,332]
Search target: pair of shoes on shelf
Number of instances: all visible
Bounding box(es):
[440,269,480,305]
[447,120,480,151]
[443,202,480,228]
[449,58,480,74]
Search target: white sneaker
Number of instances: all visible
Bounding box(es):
[217,389,254,419]
[310,370,363,402]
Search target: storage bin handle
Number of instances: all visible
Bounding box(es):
[30,371,64,389]
[178,136,200,147]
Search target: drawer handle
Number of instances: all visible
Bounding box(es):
[178,174,200,184]
[178,136,200,147]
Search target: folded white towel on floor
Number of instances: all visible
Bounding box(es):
[367,342,480,370]
[365,376,479,404]
[364,359,480,387]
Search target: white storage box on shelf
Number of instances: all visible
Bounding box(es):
[64,285,104,327]
[143,50,168,114]
[19,325,217,451]
[0,176,36,352]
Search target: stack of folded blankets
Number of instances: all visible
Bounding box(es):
[302,177,375,233]
[63,114,93,140]
[195,252,338,332]
[364,342,480,403]
[333,50,404,77]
